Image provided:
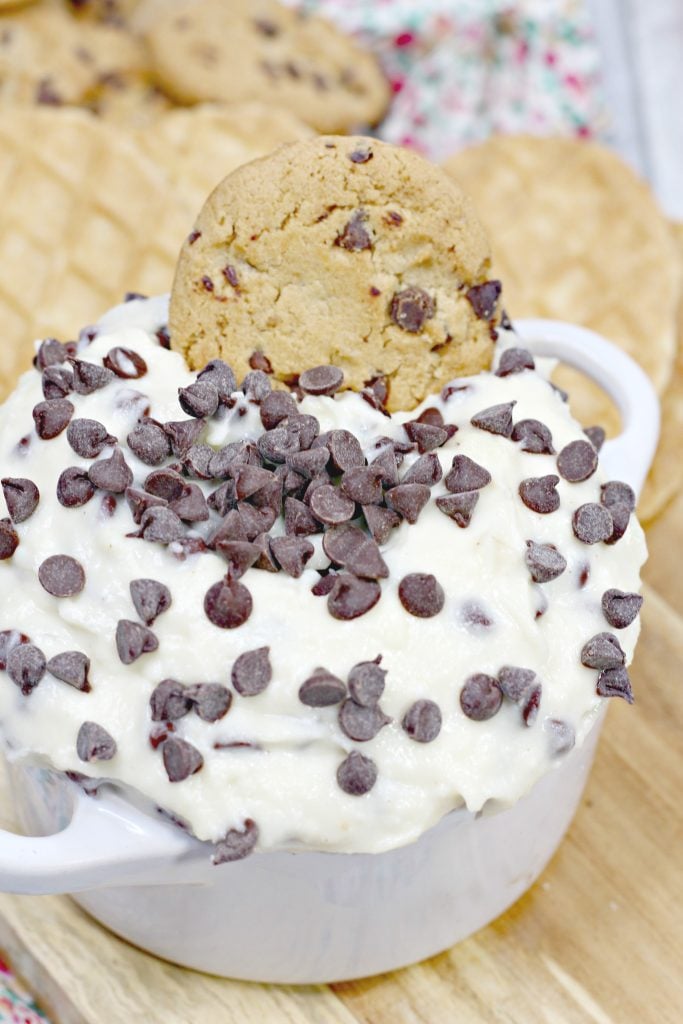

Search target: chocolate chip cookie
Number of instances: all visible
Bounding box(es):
[143,0,390,133]
[169,135,499,412]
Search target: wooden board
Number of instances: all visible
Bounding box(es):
[0,543,681,1022]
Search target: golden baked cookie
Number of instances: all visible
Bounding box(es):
[82,69,172,128]
[0,4,146,109]
[0,107,191,400]
[0,0,36,9]
[169,135,498,412]
[59,0,140,25]
[144,0,390,133]
[444,136,681,407]
[135,102,312,213]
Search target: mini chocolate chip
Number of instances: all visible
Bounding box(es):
[596,666,634,703]
[471,402,515,438]
[145,468,186,503]
[287,448,330,478]
[42,365,73,400]
[116,619,158,664]
[126,487,166,523]
[67,418,116,458]
[249,350,273,374]
[436,491,479,528]
[390,287,435,333]
[242,369,272,403]
[466,281,502,320]
[299,668,346,707]
[312,572,337,596]
[460,674,503,721]
[461,602,494,629]
[524,540,567,583]
[232,646,271,696]
[366,503,403,544]
[260,390,297,430]
[212,819,259,864]
[33,399,74,440]
[270,534,314,577]
[127,420,171,466]
[326,429,365,472]
[150,679,192,721]
[162,736,203,781]
[584,425,606,451]
[204,578,253,628]
[38,555,85,597]
[385,483,430,523]
[572,503,613,543]
[601,480,636,512]
[557,440,598,482]
[209,509,249,548]
[139,506,185,544]
[348,145,373,163]
[229,464,274,501]
[206,482,235,517]
[519,475,560,514]
[322,524,366,565]
[187,682,232,722]
[57,467,95,508]
[7,644,46,694]
[130,579,171,626]
[344,537,389,580]
[234,502,278,540]
[335,210,372,251]
[498,666,536,702]
[328,574,381,620]
[602,589,643,629]
[170,483,209,523]
[35,338,67,370]
[581,632,625,670]
[178,381,219,418]
[338,698,390,741]
[309,484,356,525]
[293,413,320,449]
[47,651,90,692]
[0,520,19,559]
[77,721,116,762]
[299,365,345,396]
[104,347,147,379]
[495,347,535,376]
[216,539,260,578]
[348,657,385,707]
[337,750,377,795]
[88,448,133,493]
[445,454,491,493]
[522,684,542,725]
[398,573,445,617]
[197,359,236,403]
[370,448,399,488]
[361,375,389,411]
[403,421,449,453]
[164,418,205,457]
[546,719,576,756]
[604,503,631,545]
[511,419,555,454]
[283,496,319,537]
[2,478,39,523]
[183,443,215,480]
[402,453,442,487]
[0,630,29,670]
[69,358,114,394]
[402,699,442,742]
[259,424,301,464]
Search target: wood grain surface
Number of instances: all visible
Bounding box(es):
[0,555,680,1023]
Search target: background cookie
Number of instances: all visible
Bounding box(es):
[169,135,497,412]
[143,0,390,133]
[444,136,681,431]
[135,102,312,213]
[0,107,191,399]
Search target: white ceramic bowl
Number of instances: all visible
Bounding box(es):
[0,320,659,983]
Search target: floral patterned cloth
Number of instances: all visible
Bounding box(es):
[0,2,605,1020]
[294,0,607,159]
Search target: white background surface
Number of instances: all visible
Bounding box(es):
[591,0,683,219]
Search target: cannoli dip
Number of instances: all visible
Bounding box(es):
[0,297,646,860]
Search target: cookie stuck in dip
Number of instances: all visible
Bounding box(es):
[0,291,646,862]
[169,135,499,413]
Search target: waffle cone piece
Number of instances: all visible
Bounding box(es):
[444,137,681,429]
[0,107,192,399]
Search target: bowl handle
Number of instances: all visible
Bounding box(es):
[0,784,200,895]
[515,318,661,497]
